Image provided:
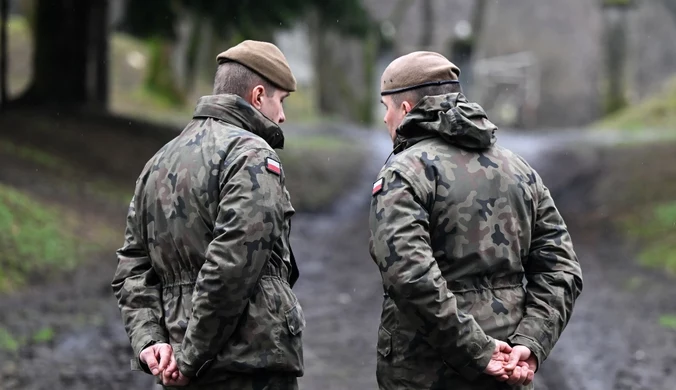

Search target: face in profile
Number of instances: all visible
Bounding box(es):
[252,87,289,124]
[381,95,411,143]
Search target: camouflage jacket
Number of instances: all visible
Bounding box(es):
[369,93,583,390]
[111,94,304,385]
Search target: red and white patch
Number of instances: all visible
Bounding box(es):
[266,158,281,175]
[372,178,384,196]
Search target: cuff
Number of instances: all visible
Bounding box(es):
[508,335,546,372]
[175,345,213,379]
[447,336,496,381]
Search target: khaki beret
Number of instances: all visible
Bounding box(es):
[381,51,460,95]
[216,40,297,92]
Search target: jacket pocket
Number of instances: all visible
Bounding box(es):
[377,326,392,357]
[285,303,306,336]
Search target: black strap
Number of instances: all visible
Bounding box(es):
[381,80,460,96]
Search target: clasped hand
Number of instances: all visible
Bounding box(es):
[483,341,537,386]
[139,343,190,387]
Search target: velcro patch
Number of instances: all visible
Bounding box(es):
[372,178,384,196]
[266,158,281,175]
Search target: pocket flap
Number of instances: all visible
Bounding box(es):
[285,303,306,336]
[377,326,392,357]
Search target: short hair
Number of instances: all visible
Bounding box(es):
[213,61,277,98]
[391,82,463,107]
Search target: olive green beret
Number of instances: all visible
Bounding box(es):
[216,40,297,92]
[380,51,460,95]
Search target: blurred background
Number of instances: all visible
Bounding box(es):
[0,0,675,389]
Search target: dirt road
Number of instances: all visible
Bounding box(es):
[1,126,675,389]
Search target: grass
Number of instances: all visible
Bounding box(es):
[658,315,676,330]
[0,325,57,353]
[0,184,115,292]
[0,327,20,352]
[595,76,676,132]
[621,200,676,275]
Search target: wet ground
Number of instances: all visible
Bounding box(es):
[1,125,675,389]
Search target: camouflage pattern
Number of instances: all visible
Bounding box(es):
[111,94,304,387]
[369,93,583,389]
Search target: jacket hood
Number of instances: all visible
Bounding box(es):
[395,93,497,151]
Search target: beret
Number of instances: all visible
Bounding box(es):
[381,51,460,95]
[217,40,297,92]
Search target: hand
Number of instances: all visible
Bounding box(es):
[139,342,173,377]
[504,345,535,386]
[483,340,513,380]
[161,350,190,387]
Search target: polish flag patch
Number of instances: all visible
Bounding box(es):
[265,157,282,175]
[266,158,281,175]
[372,178,384,196]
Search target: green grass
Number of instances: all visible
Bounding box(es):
[622,200,676,275]
[658,315,676,330]
[0,327,20,352]
[32,327,55,343]
[0,184,112,292]
[595,76,676,132]
[0,326,57,353]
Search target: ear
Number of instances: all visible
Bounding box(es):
[401,100,413,115]
[250,85,265,109]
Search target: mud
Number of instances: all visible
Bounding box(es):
[1,124,675,390]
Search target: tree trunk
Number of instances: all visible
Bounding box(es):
[450,0,488,93]
[309,11,333,115]
[602,7,629,114]
[89,0,109,109]
[419,0,434,50]
[19,0,92,106]
[0,0,8,109]
[144,36,184,106]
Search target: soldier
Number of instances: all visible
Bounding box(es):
[369,51,583,389]
[112,40,304,389]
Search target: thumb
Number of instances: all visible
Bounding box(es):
[504,349,521,371]
[141,348,160,376]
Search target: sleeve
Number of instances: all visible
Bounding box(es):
[369,167,496,381]
[508,177,583,368]
[177,148,287,378]
[111,191,167,375]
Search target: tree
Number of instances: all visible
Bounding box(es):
[308,0,373,120]
[1,0,8,109]
[11,0,109,109]
[601,0,636,115]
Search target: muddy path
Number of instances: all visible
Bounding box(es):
[1,125,674,390]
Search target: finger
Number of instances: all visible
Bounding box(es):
[496,374,509,382]
[165,352,178,376]
[525,369,535,386]
[162,364,174,384]
[158,345,172,372]
[504,351,520,371]
[506,366,522,385]
[142,350,161,376]
[497,341,512,354]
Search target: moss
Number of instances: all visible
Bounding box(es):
[0,184,113,292]
[621,200,676,275]
[595,76,676,131]
[658,315,676,330]
[0,327,19,352]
